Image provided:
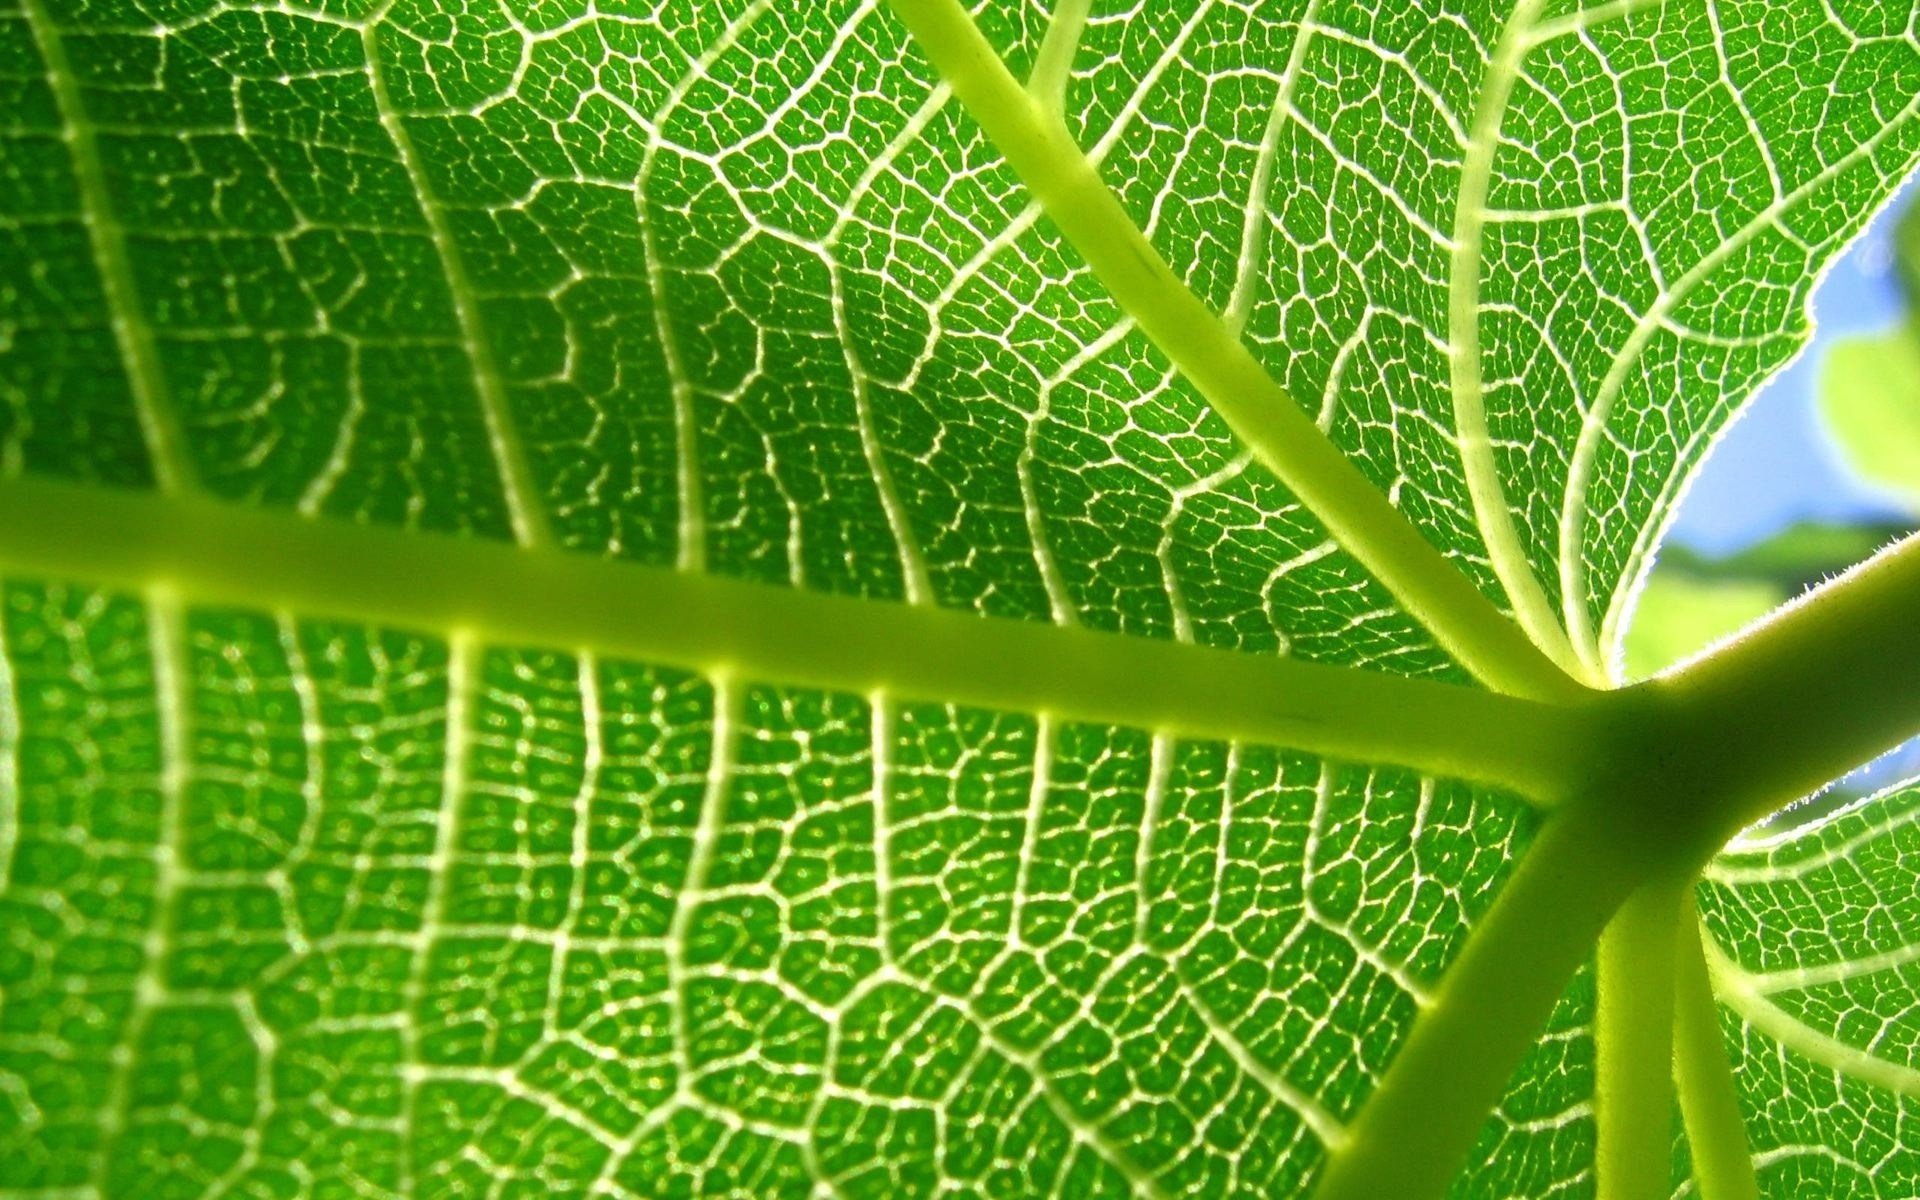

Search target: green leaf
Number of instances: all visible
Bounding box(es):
[1821,329,1920,511]
[1623,523,1907,679]
[1623,569,1781,681]
[1820,201,1920,514]
[2,0,1920,1195]
[1698,784,1920,1193]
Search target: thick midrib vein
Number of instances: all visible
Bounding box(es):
[20,0,190,492]
[881,0,1585,706]
[0,475,1589,803]
[1593,875,1683,1199]
[1674,908,1760,1200]
[1447,0,1595,683]
[0,590,15,893]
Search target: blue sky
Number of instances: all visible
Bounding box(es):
[1665,177,1920,793]
[1667,178,1918,552]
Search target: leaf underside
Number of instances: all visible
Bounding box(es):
[0,0,1918,1196]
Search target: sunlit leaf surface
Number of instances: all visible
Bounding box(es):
[3,0,1920,1193]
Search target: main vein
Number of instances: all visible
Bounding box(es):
[1448,0,1596,682]
[0,475,1588,802]
[1676,907,1760,1200]
[879,0,1585,704]
[1593,876,1685,1200]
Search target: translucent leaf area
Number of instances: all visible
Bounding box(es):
[1,0,1919,1194]
[0,587,1544,1194]
[1700,786,1920,1193]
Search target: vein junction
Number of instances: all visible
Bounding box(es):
[6,0,1920,1195]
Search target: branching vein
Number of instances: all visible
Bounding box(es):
[0,475,1590,800]
[880,0,1586,704]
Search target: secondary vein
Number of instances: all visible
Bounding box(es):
[880,0,1586,704]
[1447,0,1597,682]
[21,0,191,493]
[362,12,552,550]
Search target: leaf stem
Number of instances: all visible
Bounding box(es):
[1314,532,1920,1198]
[1648,531,1920,839]
[0,475,1590,800]
[1594,875,1685,1200]
[880,0,1585,703]
[1673,901,1758,1200]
